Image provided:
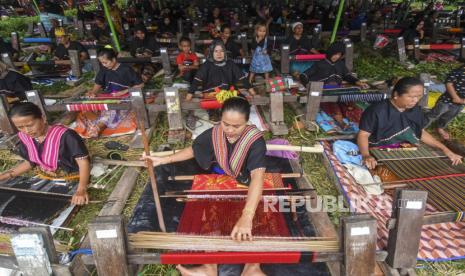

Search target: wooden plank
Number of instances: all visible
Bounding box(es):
[419,74,431,109]
[281,44,290,75]
[304,82,324,128]
[129,123,156,149]
[130,88,149,128]
[69,50,82,78]
[386,190,427,269]
[160,48,173,84]
[360,23,367,42]
[269,91,288,135]
[344,41,354,73]
[0,95,15,135]
[165,87,183,130]
[397,37,407,63]
[288,159,341,276]
[11,32,20,51]
[25,90,47,122]
[461,37,465,61]
[413,38,420,62]
[70,167,140,275]
[341,214,377,276]
[88,49,100,74]
[11,231,53,276]
[38,22,47,38]
[0,255,17,270]
[1,53,15,68]
[88,216,130,276]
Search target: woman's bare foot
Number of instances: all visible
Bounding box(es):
[437,128,450,140]
[176,264,217,276]
[241,263,266,276]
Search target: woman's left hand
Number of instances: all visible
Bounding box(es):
[230,214,253,242]
[445,150,463,165]
[72,189,89,205]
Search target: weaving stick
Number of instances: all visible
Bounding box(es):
[0,216,74,231]
[0,185,102,203]
[139,120,166,232]
[165,187,306,194]
[171,172,302,181]
[148,144,324,157]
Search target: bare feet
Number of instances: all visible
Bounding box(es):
[241,263,266,276]
[437,128,450,140]
[176,264,217,276]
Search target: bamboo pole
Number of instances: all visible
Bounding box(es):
[101,0,121,51]
[139,120,166,232]
[330,0,346,43]
[128,232,339,252]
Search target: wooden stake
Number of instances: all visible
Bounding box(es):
[139,120,166,232]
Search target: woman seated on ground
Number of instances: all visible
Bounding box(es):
[143,97,267,276]
[186,40,256,101]
[129,24,160,58]
[0,102,90,205]
[0,61,32,101]
[300,41,369,129]
[286,22,320,76]
[358,77,462,169]
[75,48,143,138]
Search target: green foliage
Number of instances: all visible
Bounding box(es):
[0,16,39,38]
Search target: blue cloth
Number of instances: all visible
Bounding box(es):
[316,111,360,134]
[290,61,314,74]
[250,38,273,73]
[332,140,362,165]
[211,164,225,175]
[39,12,67,32]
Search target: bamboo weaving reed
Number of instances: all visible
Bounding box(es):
[128,232,339,252]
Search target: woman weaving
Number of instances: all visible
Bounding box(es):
[357,77,462,169]
[186,40,256,101]
[0,102,90,205]
[143,97,268,276]
[74,48,144,138]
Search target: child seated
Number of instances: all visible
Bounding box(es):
[175,37,199,83]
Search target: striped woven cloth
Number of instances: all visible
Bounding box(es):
[409,176,465,212]
[382,158,465,179]
[66,103,108,111]
[338,93,386,103]
[371,145,444,161]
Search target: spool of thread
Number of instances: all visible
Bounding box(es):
[200,100,223,109]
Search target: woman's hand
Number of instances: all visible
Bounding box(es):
[444,150,463,165]
[140,152,166,167]
[71,188,89,205]
[248,88,256,96]
[363,155,377,169]
[86,90,97,98]
[230,214,254,242]
[0,172,11,182]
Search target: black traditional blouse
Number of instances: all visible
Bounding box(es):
[17,129,89,173]
[95,63,143,93]
[189,60,250,94]
[192,128,266,184]
[359,99,424,146]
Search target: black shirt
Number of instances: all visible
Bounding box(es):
[359,100,424,145]
[54,41,88,60]
[251,37,272,51]
[303,58,359,85]
[438,67,465,103]
[223,38,241,59]
[18,129,88,173]
[0,40,17,56]
[92,26,112,43]
[286,35,315,55]
[189,60,250,94]
[95,63,143,93]
[192,128,266,183]
[130,36,161,57]
[0,70,32,100]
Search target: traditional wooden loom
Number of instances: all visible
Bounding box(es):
[320,141,465,274]
[294,81,390,131]
[0,88,153,149]
[280,37,354,75]
[76,140,391,276]
[397,36,465,63]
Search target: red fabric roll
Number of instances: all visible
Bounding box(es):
[160,251,307,264]
[200,100,223,109]
[383,29,401,34]
[294,54,326,61]
[429,44,456,50]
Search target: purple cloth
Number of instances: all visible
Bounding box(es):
[265,139,299,160]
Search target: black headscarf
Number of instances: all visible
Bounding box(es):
[207,40,227,65]
[325,41,345,61]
